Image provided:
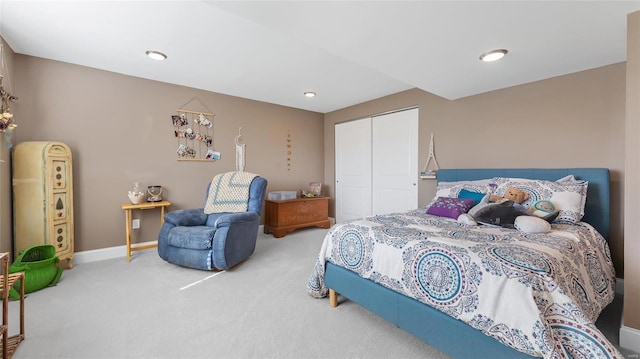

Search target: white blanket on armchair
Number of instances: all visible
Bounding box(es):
[204,171,258,214]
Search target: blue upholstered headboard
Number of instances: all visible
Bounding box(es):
[436,168,611,241]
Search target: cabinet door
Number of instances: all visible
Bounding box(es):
[46,154,74,259]
[335,109,419,223]
[372,108,419,215]
[50,159,69,189]
[51,222,71,252]
[335,118,372,224]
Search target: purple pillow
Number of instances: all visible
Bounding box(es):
[426,197,475,219]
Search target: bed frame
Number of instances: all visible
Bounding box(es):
[325,168,610,359]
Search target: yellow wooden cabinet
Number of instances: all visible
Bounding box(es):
[12,142,74,267]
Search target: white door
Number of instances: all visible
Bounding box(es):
[335,118,372,223]
[372,108,419,215]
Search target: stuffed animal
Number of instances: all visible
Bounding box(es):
[489,187,530,204]
[529,200,556,217]
[472,200,559,231]
[462,188,559,233]
[514,216,551,234]
[473,200,530,228]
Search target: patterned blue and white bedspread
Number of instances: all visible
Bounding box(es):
[307,209,621,359]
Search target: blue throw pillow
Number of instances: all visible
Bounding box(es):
[458,189,486,206]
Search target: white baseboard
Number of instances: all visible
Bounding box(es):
[73,241,157,264]
[621,325,640,353]
[75,225,266,264]
[73,223,316,264]
[616,278,640,354]
[74,225,268,264]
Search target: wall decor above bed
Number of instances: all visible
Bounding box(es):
[420,132,440,179]
[308,168,619,359]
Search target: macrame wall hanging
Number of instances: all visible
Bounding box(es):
[171,97,219,161]
[235,127,245,172]
[420,133,440,179]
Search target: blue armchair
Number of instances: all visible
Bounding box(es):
[158,174,267,270]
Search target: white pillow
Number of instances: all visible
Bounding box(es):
[490,177,588,224]
[556,174,587,184]
[514,216,551,233]
[428,179,492,208]
[556,174,576,182]
[434,179,492,198]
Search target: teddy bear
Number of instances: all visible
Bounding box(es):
[489,187,530,204]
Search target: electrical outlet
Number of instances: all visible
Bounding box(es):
[132,219,140,229]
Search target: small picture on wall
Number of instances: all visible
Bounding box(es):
[172,114,188,127]
[177,144,196,158]
[205,149,221,160]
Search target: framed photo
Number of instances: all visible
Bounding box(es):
[309,181,322,196]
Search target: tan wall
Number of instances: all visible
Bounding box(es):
[325,64,626,278]
[0,38,16,255]
[9,55,325,252]
[1,32,633,331]
[624,11,640,331]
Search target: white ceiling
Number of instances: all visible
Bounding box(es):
[1,1,639,113]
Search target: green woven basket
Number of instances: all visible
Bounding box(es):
[9,244,63,300]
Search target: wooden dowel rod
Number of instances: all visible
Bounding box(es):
[176,109,215,116]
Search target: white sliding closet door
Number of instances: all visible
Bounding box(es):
[335,108,418,224]
[372,108,419,215]
[335,118,372,223]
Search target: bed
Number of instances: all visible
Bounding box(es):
[307,168,620,359]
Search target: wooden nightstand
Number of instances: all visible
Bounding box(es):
[264,197,331,238]
[121,200,171,262]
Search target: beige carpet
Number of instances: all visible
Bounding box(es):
[8,227,450,359]
[7,226,634,358]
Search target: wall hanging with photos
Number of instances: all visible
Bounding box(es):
[171,97,220,161]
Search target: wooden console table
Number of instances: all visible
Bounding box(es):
[264,197,331,238]
[121,200,171,262]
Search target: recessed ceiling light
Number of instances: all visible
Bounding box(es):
[145,50,167,61]
[304,91,316,98]
[479,49,508,62]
